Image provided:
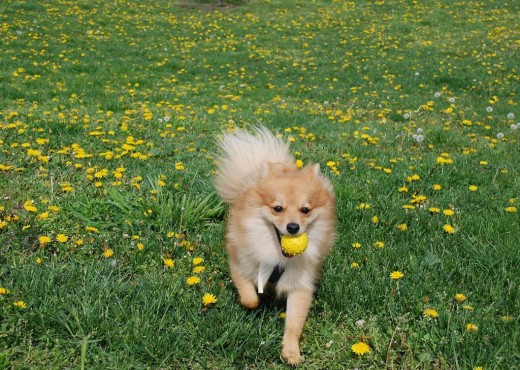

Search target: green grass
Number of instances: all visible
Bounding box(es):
[0,0,519,368]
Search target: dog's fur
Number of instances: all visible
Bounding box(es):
[214,127,336,364]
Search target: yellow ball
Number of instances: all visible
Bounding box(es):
[281,233,308,257]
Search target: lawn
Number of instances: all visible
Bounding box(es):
[0,0,519,368]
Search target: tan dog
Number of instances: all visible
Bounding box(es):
[214,127,336,365]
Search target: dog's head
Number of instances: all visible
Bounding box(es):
[254,162,335,242]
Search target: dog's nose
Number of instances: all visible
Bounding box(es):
[286,223,300,234]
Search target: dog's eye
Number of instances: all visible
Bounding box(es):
[300,207,311,214]
[273,205,284,213]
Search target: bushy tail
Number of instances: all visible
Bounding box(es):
[214,126,293,204]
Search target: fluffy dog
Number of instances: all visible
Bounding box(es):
[214,126,336,364]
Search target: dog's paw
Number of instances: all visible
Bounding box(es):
[282,344,302,365]
[239,293,259,309]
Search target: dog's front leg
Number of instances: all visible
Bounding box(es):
[281,288,313,365]
[229,262,259,309]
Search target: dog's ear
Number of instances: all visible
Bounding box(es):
[265,162,296,176]
[303,163,320,178]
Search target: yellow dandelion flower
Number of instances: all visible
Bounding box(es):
[351,262,360,268]
[351,342,371,356]
[85,226,99,233]
[463,305,474,311]
[429,207,440,213]
[136,243,144,251]
[390,271,404,280]
[505,206,517,213]
[186,276,201,285]
[0,287,11,295]
[23,200,37,212]
[202,293,217,305]
[396,223,408,231]
[36,257,43,264]
[371,215,379,223]
[455,293,467,302]
[56,234,68,243]
[466,323,478,332]
[443,209,454,216]
[103,249,114,258]
[193,266,206,274]
[13,300,27,309]
[352,242,362,249]
[443,224,456,234]
[423,308,439,319]
[468,185,478,192]
[193,257,204,265]
[295,159,303,168]
[374,241,385,248]
[164,258,175,268]
[432,184,442,191]
[39,235,51,245]
[398,186,409,192]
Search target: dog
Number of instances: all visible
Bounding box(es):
[214,126,336,365]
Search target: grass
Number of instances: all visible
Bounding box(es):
[0,0,519,368]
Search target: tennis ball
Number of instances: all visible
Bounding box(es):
[281,233,308,257]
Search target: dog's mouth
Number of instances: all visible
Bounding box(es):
[273,225,293,258]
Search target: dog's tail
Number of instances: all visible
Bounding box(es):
[214,126,294,204]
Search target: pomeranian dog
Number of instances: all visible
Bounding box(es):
[214,126,336,365]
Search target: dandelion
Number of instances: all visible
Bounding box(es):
[0,287,11,295]
[374,241,385,248]
[371,215,379,223]
[23,200,37,212]
[496,133,504,139]
[295,159,303,168]
[398,186,409,193]
[193,266,206,273]
[193,257,204,265]
[486,106,493,113]
[36,257,43,264]
[390,271,404,280]
[186,276,201,285]
[355,319,366,328]
[279,312,286,319]
[356,202,371,210]
[443,209,454,216]
[511,124,518,130]
[351,342,371,356]
[423,308,439,319]
[202,293,217,305]
[466,323,478,332]
[443,224,456,234]
[103,248,114,258]
[507,113,515,120]
[352,242,362,249]
[164,258,175,268]
[38,235,51,245]
[56,234,68,243]
[505,206,517,213]
[468,185,478,192]
[85,226,99,233]
[351,262,360,268]
[136,243,144,251]
[13,301,27,309]
[396,223,408,231]
[434,92,441,98]
[432,184,442,191]
[455,293,467,302]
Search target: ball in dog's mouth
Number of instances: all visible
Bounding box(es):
[280,233,308,257]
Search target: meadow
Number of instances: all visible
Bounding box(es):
[0,0,519,368]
